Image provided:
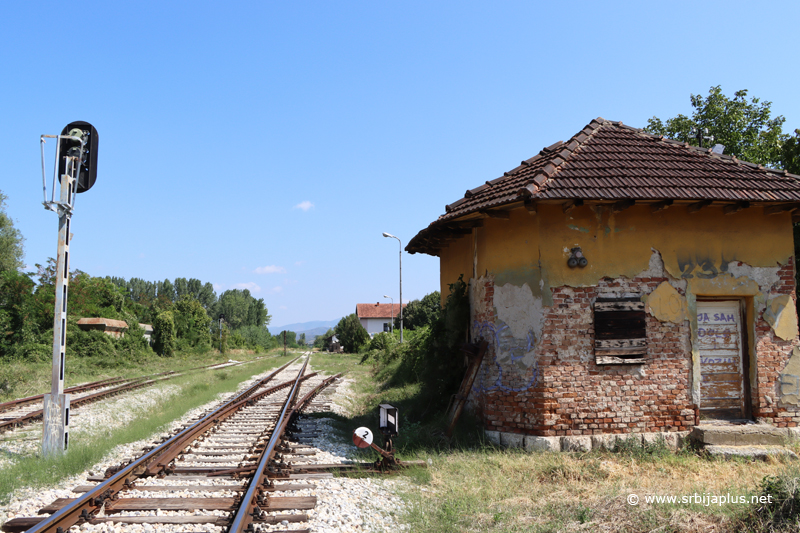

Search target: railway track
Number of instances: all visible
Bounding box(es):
[2,355,350,533]
[0,360,255,435]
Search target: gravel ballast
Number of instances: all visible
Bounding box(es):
[0,362,410,532]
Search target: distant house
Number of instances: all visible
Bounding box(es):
[76,318,153,345]
[76,318,128,338]
[139,323,154,345]
[356,302,407,337]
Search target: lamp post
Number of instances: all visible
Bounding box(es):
[382,232,403,343]
[383,295,394,334]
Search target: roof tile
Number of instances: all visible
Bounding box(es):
[408,119,800,255]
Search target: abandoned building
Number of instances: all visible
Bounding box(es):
[407,118,800,449]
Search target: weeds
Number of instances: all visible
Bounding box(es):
[738,466,800,532]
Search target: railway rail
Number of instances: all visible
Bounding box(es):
[2,355,349,533]
[0,359,255,435]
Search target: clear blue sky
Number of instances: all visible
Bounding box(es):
[3,1,799,328]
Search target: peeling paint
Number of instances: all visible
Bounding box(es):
[494,282,545,341]
[472,318,539,394]
[646,281,688,323]
[780,347,800,405]
[567,224,590,233]
[764,294,799,341]
[439,204,793,306]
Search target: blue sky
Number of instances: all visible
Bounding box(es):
[3,1,799,328]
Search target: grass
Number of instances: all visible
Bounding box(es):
[4,348,800,532]
[305,350,800,533]
[0,348,270,403]
[0,350,299,503]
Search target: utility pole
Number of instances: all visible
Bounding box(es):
[283,331,287,356]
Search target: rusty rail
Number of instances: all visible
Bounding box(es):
[0,358,273,434]
[14,356,302,533]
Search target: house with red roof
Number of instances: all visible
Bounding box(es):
[355,302,407,337]
[407,118,800,450]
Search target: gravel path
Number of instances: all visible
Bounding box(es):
[0,362,410,532]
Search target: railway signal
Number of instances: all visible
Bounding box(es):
[39,121,99,457]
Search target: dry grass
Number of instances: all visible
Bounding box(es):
[401,447,799,532]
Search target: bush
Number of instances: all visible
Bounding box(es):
[67,326,117,359]
[363,277,469,418]
[369,331,395,352]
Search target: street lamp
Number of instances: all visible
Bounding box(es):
[382,232,403,343]
[383,295,394,334]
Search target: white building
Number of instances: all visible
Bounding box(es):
[355,302,406,337]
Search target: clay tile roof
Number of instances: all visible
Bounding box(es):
[408,118,800,255]
[355,303,407,319]
[77,317,129,329]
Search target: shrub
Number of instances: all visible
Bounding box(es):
[369,331,395,352]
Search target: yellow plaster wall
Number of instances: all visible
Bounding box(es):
[439,233,473,306]
[438,204,793,306]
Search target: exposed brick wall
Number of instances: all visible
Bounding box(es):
[753,258,800,427]
[471,259,800,436]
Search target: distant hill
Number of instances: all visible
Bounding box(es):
[268,319,342,342]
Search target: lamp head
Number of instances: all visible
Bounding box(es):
[382,232,395,238]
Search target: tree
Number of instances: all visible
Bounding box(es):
[157,278,176,302]
[0,191,24,274]
[153,310,176,356]
[645,86,788,167]
[173,295,212,348]
[782,129,800,175]
[213,288,270,330]
[334,314,369,353]
[313,328,334,350]
[395,291,441,331]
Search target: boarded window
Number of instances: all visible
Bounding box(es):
[594,297,646,365]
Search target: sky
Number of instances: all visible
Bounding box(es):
[2,1,800,328]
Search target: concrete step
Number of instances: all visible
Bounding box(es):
[706,445,798,461]
[691,424,786,447]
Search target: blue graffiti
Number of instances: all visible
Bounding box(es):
[471,320,539,394]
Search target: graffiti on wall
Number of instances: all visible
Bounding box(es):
[471,319,539,394]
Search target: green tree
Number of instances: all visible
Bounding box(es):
[334,314,369,353]
[313,328,334,350]
[213,288,270,330]
[157,279,176,302]
[236,325,275,351]
[214,289,250,329]
[0,270,43,358]
[395,291,441,331]
[173,295,212,348]
[153,310,176,356]
[645,86,788,166]
[0,191,24,274]
[782,129,800,175]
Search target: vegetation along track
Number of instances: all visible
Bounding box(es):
[2,354,344,533]
[0,360,254,434]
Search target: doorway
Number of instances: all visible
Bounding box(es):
[696,300,750,420]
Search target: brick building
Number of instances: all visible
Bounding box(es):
[407,118,800,446]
